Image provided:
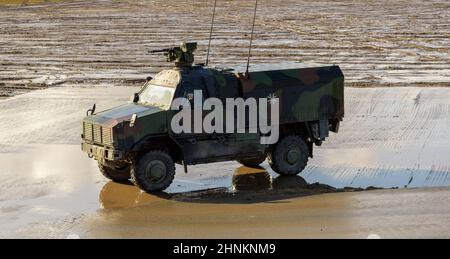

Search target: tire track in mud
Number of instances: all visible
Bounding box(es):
[0,86,134,152]
[304,87,450,189]
[0,0,449,97]
[348,187,450,238]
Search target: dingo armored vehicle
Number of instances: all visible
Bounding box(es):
[81,42,344,192]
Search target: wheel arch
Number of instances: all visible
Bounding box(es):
[131,134,183,163]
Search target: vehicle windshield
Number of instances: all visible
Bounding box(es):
[138,84,175,110]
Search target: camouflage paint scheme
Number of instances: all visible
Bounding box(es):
[81,64,344,166]
[237,66,344,123]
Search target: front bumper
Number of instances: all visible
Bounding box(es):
[81,142,124,162]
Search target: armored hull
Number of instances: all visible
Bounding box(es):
[237,66,344,124]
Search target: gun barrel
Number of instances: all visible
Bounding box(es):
[147,43,196,67]
[149,48,171,53]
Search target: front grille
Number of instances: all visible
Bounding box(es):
[93,124,101,143]
[84,122,93,141]
[83,122,112,146]
[102,127,112,146]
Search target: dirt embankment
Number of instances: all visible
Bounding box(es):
[1,0,449,97]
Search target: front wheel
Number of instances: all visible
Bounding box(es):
[268,135,309,176]
[131,150,176,192]
[98,162,131,182]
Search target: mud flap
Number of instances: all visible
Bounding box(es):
[183,160,188,173]
[307,140,314,158]
[319,119,330,138]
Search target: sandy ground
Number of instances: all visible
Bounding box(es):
[1,85,450,238]
[0,0,449,97]
[1,0,450,239]
[73,185,450,239]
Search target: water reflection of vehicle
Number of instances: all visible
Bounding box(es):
[232,166,309,191]
[99,166,312,209]
[99,181,168,210]
[232,166,272,191]
[272,174,308,190]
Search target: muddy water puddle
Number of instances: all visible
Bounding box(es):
[0,144,360,215]
[99,167,363,209]
[1,143,450,235]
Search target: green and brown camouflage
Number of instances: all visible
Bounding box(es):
[237,66,344,123]
[81,42,344,180]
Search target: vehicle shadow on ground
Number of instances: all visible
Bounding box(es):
[99,166,374,208]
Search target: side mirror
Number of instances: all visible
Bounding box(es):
[132,93,139,103]
[86,103,96,116]
[146,76,153,82]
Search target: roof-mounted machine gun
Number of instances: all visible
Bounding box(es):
[149,42,198,68]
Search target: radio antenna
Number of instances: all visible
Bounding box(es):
[245,0,258,76]
[205,0,218,67]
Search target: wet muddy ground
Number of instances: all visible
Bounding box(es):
[1,0,450,238]
[0,0,449,97]
[1,85,450,238]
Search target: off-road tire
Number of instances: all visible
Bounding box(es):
[237,155,266,167]
[268,135,309,176]
[98,162,131,182]
[131,150,176,192]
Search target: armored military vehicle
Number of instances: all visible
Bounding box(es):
[81,42,344,192]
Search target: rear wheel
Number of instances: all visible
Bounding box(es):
[131,150,175,192]
[268,135,309,176]
[98,162,131,182]
[237,155,266,167]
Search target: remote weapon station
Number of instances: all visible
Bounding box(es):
[81,0,344,192]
